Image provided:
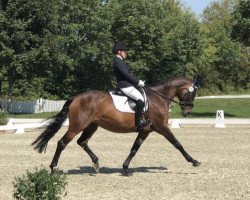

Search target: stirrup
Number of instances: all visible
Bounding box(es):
[136,119,147,132]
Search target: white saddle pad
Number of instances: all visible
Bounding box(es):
[109,91,148,113]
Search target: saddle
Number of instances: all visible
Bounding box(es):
[109,88,148,113]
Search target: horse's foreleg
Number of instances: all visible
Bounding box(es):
[123,132,149,176]
[158,126,201,167]
[77,123,99,173]
[50,131,77,172]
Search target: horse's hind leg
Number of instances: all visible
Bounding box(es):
[50,130,78,172]
[157,126,201,167]
[123,131,149,176]
[77,123,99,173]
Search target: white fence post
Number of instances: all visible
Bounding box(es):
[39,98,43,113]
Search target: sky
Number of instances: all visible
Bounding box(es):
[181,0,216,16]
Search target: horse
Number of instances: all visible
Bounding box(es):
[32,76,202,176]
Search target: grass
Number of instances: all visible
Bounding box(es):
[5,98,250,119]
[169,98,250,118]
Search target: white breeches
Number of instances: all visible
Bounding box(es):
[120,86,144,101]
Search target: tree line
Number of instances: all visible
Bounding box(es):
[0,0,249,102]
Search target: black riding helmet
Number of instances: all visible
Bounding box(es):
[112,42,128,54]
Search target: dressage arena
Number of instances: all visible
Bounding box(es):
[0,125,249,200]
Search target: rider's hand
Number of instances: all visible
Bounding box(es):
[138,80,145,87]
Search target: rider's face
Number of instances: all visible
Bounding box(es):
[120,50,127,59]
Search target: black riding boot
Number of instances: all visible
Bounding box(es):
[135,99,147,132]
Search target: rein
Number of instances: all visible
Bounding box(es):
[146,87,180,105]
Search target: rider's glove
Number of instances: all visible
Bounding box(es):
[138,80,145,87]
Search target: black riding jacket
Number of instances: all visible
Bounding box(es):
[113,56,139,88]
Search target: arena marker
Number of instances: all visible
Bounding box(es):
[215,110,225,128]
[171,119,181,128]
[15,127,25,134]
[6,118,15,127]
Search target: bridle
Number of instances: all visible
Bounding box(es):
[179,90,195,110]
[146,86,197,109]
[146,87,180,105]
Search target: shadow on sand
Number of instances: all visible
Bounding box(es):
[64,166,168,175]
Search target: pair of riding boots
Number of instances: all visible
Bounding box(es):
[135,99,147,132]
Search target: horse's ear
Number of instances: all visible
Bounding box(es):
[192,75,202,87]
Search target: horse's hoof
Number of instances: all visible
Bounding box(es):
[193,160,201,167]
[50,165,55,172]
[50,166,58,173]
[93,162,99,174]
[123,170,133,177]
[123,172,133,177]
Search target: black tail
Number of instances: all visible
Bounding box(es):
[32,97,74,153]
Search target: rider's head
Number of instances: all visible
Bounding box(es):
[112,41,128,60]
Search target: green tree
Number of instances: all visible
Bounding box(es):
[197,0,249,93]
[31,0,115,99]
[51,0,114,96]
[0,0,58,104]
[1,0,249,103]
[111,0,201,84]
[231,0,250,46]
[1,0,115,101]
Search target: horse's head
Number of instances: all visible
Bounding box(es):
[176,76,202,117]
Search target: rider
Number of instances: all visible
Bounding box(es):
[112,41,147,132]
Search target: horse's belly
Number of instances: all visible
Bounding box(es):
[97,118,135,133]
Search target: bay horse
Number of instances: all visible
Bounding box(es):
[32,76,202,176]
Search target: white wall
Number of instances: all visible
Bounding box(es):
[1,98,66,113]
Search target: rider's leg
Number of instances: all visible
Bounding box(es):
[135,99,147,131]
[120,87,146,131]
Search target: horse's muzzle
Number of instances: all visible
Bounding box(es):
[181,111,189,117]
[180,102,193,117]
[181,109,192,117]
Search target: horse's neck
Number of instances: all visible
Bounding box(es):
[150,78,190,99]
[151,84,177,99]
